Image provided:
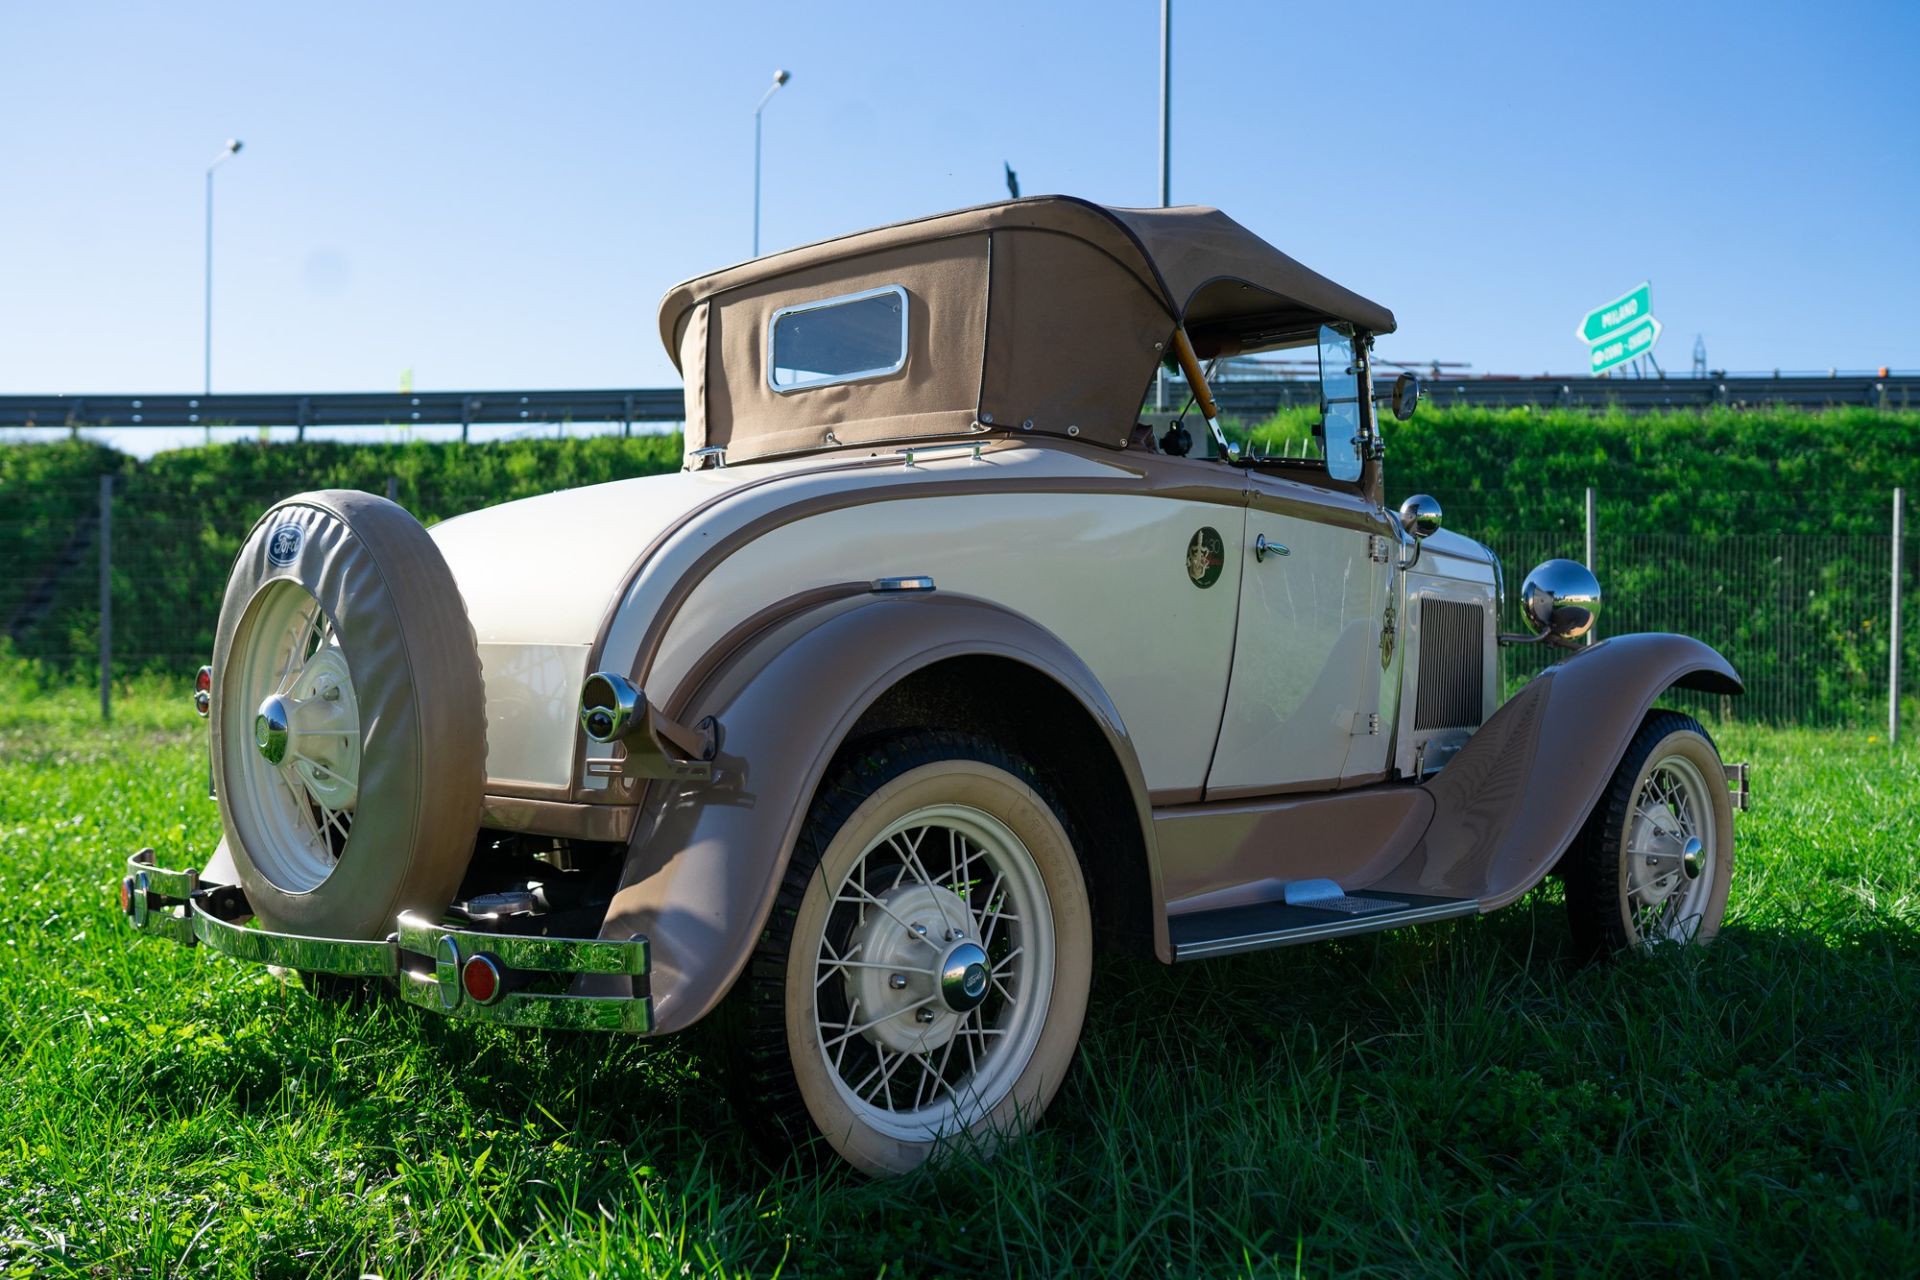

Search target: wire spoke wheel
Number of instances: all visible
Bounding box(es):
[1566,710,1735,961]
[225,580,363,893]
[1622,757,1716,945]
[726,733,1092,1176]
[811,803,1055,1141]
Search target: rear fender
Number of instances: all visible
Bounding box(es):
[593,590,1157,1034]
[1375,633,1742,908]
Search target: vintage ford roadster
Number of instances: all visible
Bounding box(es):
[122,197,1748,1175]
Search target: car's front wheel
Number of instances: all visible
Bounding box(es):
[1564,710,1735,959]
[721,732,1093,1176]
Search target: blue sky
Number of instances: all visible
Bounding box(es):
[3,0,1916,402]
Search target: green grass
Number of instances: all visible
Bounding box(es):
[1,675,1915,1277]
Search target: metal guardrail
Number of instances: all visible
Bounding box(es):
[0,389,685,438]
[0,375,1914,436]
[1208,374,1920,416]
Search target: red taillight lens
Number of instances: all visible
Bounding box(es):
[193,666,213,718]
[462,954,503,1005]
[119,877,136,916]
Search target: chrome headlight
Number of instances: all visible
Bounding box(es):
[1520,559,1602,643]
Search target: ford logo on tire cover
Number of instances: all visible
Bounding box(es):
[266,523,304,567]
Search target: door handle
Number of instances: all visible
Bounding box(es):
[1254,534,1289,563]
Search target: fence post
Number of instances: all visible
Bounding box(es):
[1893,487,1905,745]
[385,476,399,504]
[98,474,113,723]
[1585,486,1598,642]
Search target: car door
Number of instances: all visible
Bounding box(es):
[1203,476,1386,796]
[1202,323,1396,797]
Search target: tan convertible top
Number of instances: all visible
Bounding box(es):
[659,196,1395,463]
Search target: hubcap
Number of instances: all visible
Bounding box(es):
[940,941,991,1012]
[255,695,292,764]
[1679,836,1705,881]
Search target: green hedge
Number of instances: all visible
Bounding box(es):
[3,408,1916,723]
[1249,404,1920,533]
[2,436,682,675]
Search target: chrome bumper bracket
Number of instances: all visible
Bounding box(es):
[1724,761,1751,812]
[121,849,653,1033]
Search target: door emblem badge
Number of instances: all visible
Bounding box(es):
[1185,527,1225,589]
[1381,601,1397,668]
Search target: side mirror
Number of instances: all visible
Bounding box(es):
[1398,493,1442,539]
[1520,559,1602,643]
[1390,372,1420,421]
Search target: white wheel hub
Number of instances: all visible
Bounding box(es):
[254,646,361,810]
[843,881,990,1054]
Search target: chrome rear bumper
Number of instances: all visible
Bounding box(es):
[119,848,652,1032]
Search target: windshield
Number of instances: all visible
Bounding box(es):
[1219,324,1368,481]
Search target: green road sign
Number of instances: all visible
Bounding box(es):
[1588,315,1662,375]
[1578,282,1652,345]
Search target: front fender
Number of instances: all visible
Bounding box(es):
[592,590,1157,1034]
[1378,633,1742,909]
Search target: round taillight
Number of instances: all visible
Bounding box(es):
[119,876,136,916]
[462,953,504,1005]
[193,666,213,718]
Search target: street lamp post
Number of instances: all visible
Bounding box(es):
[753,69,790,258]
[204,138,243,396]
[1155,0,1171,409]
[1159,0,1171,208]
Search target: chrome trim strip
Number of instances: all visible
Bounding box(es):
[766,283,909,394]
[869,575,936,593]
[1171,898,1479,961]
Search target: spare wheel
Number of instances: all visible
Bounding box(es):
[209,490,486,939]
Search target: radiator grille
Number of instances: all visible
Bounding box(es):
[1414,598,1485,729]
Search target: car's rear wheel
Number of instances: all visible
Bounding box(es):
[210,490,486,943]
[720,732,1093,1176]
[1564,710,1735,959]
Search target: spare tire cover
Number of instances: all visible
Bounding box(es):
[210,490,486,938]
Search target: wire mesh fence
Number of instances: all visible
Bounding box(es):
[1488,529,1912,727]
[2,470,1913,733]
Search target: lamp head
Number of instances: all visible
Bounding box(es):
[772,69,790,86]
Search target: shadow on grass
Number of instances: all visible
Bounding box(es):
[106,888,1919,1276]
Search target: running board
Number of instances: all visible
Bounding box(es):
[1168,890,1479,961]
